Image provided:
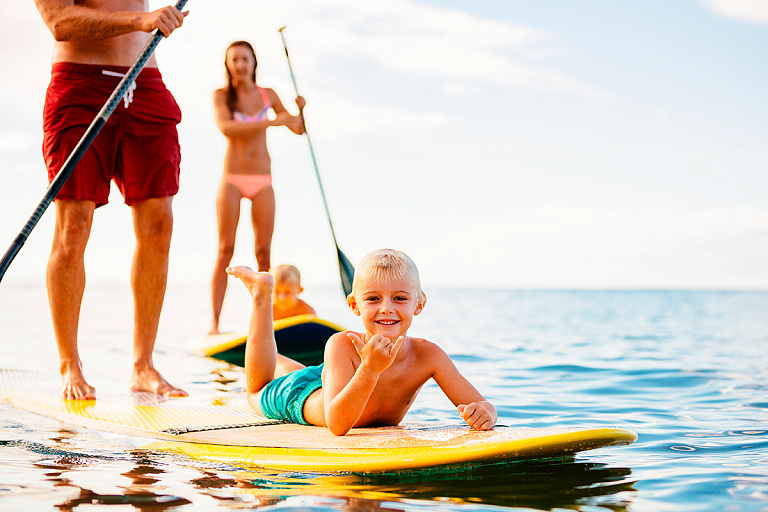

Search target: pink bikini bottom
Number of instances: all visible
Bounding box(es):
[223,173,272,198]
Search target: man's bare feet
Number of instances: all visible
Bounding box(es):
[60,369,96,400]
[226,266,274,302]
[131,367,188,397]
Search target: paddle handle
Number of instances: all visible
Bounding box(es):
[0,0,188,283]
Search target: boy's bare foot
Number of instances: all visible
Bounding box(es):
[131,367,188,397]
[60,370,96,400]
[226,266,274,302]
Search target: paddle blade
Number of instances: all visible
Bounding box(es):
[337,248,355,297]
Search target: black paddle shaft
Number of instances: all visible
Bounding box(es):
[0,0,189,284]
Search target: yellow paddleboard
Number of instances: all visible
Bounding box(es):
[199,315,344,366]
[0,369,637,474]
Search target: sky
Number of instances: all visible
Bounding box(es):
[0,0,767,290]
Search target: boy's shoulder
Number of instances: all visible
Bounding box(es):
[297,299,315,313]
[327,330,355,345]
[326,332,447,358]
[408,336,448,357]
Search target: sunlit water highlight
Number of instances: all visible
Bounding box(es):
[1,282,767,511]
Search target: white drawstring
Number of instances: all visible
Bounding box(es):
[101,70,136,108]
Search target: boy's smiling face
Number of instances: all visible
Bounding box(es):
[349,273,424,339]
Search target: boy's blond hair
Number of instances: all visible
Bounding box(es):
[272,264,302,285]
[349,249,427,304]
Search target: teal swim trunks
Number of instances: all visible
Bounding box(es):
[259,364,324,425]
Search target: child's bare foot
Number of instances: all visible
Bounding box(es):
[60,369,96,400]
[226,266,274,302]
[131,367,188,397]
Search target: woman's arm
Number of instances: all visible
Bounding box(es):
[268,90,306,135]
[213,89,274,137]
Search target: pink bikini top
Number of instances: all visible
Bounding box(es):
[232,87,271,122]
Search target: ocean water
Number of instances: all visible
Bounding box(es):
[1,280,767,511]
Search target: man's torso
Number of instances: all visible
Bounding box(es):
[52,0,157,67]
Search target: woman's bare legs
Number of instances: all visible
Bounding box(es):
[210,181,242,334]
[250,185,275,272]
[226,266,303,413]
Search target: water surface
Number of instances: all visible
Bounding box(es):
[1,282,767,511]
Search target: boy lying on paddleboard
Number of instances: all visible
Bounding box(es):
[227,248,497,436]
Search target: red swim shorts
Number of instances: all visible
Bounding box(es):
[42,62,182,207]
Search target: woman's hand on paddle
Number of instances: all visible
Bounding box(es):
[347,333,403,374]
[274,112,305,134]
[458,401,496,431]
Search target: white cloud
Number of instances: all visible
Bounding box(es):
[701,0,768,25]
[288,0,608,97]
[413,207,768,289]
[172,0,606,99]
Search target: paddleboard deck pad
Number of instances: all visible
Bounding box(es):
[199,315,344,366]
[0,369,637,473]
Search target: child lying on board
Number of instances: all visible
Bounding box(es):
[227,248,496,436]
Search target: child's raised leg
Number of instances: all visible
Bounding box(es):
[226,266,304,408]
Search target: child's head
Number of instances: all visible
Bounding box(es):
[347,249,427,334]
[271,264,303,309]
[349,249,425,300]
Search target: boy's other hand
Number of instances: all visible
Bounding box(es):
[347,333,404,374]
[458,402,495,431]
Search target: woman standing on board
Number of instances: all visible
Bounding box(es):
[210,40,306,335]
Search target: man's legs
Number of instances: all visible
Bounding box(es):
[47,199,97,400]
[130,196,187,397]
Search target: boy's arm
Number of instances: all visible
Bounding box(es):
[428,344,497,430]
[322,331,403,436]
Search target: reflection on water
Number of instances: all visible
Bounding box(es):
[57,490,191,511]
[33,449,191,510]
[165,456,637,511]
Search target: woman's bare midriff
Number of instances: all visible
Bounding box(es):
[223,135,272,175]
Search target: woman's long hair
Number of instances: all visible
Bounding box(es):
[225,40,258,112]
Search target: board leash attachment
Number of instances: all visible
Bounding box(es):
[160,420,287,435]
